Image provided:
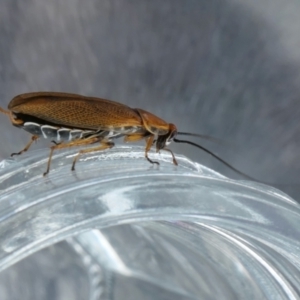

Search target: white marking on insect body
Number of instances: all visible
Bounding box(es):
[41,125,59,139]
[70,129,83,141]
[23,122,42,136]
[57,128,71,141]
[107,130,115,137]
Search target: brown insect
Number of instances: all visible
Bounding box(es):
[0,92,254,179]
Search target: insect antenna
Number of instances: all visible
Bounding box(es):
[173,137,256,181]
[174,138,300,187]
[177,132,231,147]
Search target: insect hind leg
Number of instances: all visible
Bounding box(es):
[71,140,114,171]
[43,137,100,176]
[0,108,24,126]
[11,135,39,157]
[0,107,10,116]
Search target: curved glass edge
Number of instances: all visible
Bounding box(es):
[0,146,298,275]
[0,145,294,202]
[71,222,300,299]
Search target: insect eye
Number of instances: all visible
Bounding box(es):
[163,131,175,146]
[168,131,177,142]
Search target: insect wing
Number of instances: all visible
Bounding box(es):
[8,92,142,130]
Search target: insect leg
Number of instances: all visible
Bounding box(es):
[11,135,39,157]
[123,133,148,142]
[43,137,100,176]
[71,140,114,171]
[162,148,178,166]
[0,107,10,115]
[0,108,24,126]
[145,135,159,165]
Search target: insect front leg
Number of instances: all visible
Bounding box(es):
[124,133,159,165]
[161,148,178,165]
[145,135,159,165]
[11,135,39,157]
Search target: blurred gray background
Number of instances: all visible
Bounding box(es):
[1,1,300,299]
[1,0,300,200]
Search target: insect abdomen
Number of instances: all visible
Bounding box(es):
[23,122,145,142]
[23,122,94,142]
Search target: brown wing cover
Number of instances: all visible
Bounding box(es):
[8,92,142,130]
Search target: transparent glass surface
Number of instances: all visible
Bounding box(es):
[0,146,299,300]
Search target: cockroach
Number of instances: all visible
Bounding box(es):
[0,92,255,179]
